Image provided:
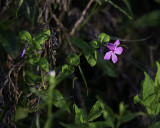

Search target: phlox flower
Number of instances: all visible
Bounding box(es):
[21,45,27,58]
[104,40,123,63]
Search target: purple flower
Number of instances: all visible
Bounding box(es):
[104,40,123,63]
[21,45,27,58]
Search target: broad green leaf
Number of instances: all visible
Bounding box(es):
[38,58,49,72]
[135,10,160,28]
[149,121,160,128]
[19,30,32,43]
[74,104,87,124]
[26,71,41,84]
[15,106,28,121]
[62,64,75,76]
[83,47,97,67]
[27,54,40,65]
[89,121,114,128]
[98,33,110,44]
[88,101,103,122]
[142,72,155,106]
[70,36,88,49]
[97,52,117,77]
[155,62,160,86]
[33,30,50,44]
[0,23,18,59]
[53,89,70,112]
[33,41,42,50]
[120,112,144,124]
[70,36,97,66]
[97,96,115,123]
[89,41,99,48]
[66,54,80,66]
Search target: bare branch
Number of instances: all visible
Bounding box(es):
[70,0,93,35]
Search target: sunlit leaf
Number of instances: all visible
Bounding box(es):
[88,101,103,122]
[70,36,97,66]
[66,54,80,66]
[38,58,49,72]
[155,62,160,86]
[19,30,32,43]
[62,64,75,76]
[98,33,110,44]
[27,54,40,65]
[74,104,87,124]
[15,106,28,121]
[33,30,50,44]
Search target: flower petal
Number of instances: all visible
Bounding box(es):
[115,47,123,55]
[112,53,117,63]
[104,51,112,60]
[114,39,120,46]
[21,46,27,58]
[100,47,103,54]
[107,43,115,51]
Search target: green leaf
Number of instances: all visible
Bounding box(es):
[27,54,40,65]
[74,104,87,124]
[66,54,80,66]
[0,23,18,59]
[89,41,100,48]
[16,0,23,17]
[78,65,88,95]
[97,52,117,77]
[33,30,50,44]
[83,47,97,67]
[98,33,110,44]
[119,102,126,116]
[70,36,97,66]
[53,89,70,112]
[38,58,49,72]
[70,36,88,49]
[135,10,160,28]
[89,121,114,128]
[15,106,28,121]
[26,71,41,84]
[32,41,42,50]
[62,64,75,76]
[60,122,88,128]
[120,112,144,124]
[97,96,115,123]
[149,121,160,128]
[155,62,160,86]
[19,30,32,43]
[142,72,155,106]
[88,101,103,122]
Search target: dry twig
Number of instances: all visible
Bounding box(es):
[70,0,93,35]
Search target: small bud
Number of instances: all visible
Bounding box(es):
[48,70,56,77]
